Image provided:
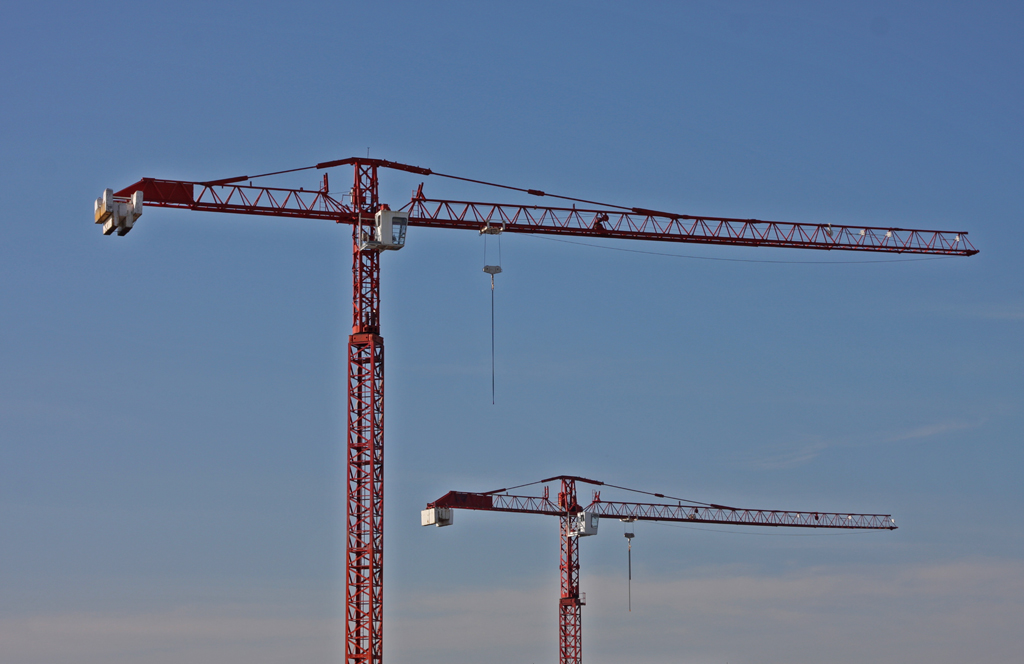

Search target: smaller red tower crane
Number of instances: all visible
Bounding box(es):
[423,475,897,664]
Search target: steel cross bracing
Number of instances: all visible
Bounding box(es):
[116,159,978,256]
[426,475,897,664]
[346,163,384,664]
[100,157,963,664]
[428,487,899,530]
[407,198,977,255]
[558,478,583,664]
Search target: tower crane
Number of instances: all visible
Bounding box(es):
[94,157,974,664]
[423,475,897,664]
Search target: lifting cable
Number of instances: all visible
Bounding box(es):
[623,519,636,612]
[482,226,503,404]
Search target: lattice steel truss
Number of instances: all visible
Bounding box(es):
[558,478,583,664]
[346,163,384,664]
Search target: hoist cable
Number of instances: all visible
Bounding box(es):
[493,235,501,405]
[491,274,495,405]
[628,538,632,612]
[483,233,499,405]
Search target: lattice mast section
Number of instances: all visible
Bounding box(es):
[346,162,385,664]
[558,478,584,664]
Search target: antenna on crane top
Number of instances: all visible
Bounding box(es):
[481,223,504,404]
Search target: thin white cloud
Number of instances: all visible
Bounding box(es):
[0,604,338,664]
[750,440,830,469]
[920,301,1024,321]
[883,419,979,443]
[3,560,1021,664]
[750,418,984,469]
[390,560,1024,664]
[389,584,551,662]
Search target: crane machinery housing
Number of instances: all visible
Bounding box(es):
[423,475,897,664]
[94,156,976,664]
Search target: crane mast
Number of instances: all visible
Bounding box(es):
[96,157,969,664]
[346,163,384,664]
[424,475,898,664]
[558,478,584,664]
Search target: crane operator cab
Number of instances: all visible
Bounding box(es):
[360,209,408,251]
[571,511,599,537]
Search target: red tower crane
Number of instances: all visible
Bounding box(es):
[94,158,973,664]
[423,475,898,664]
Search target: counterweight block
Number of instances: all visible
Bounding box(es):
[95,188,143,236]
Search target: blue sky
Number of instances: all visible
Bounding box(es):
[1,2,1022,663]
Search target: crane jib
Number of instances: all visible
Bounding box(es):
[429,491,897,529]
[113,178,977,256]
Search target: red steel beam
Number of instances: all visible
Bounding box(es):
[557,478,583,664]
[428,491,896,530]
[345,163,385,664]
[115,178,977,256]
[407,198,977,255]
[588,500,896,530]
[115,178,355,221]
